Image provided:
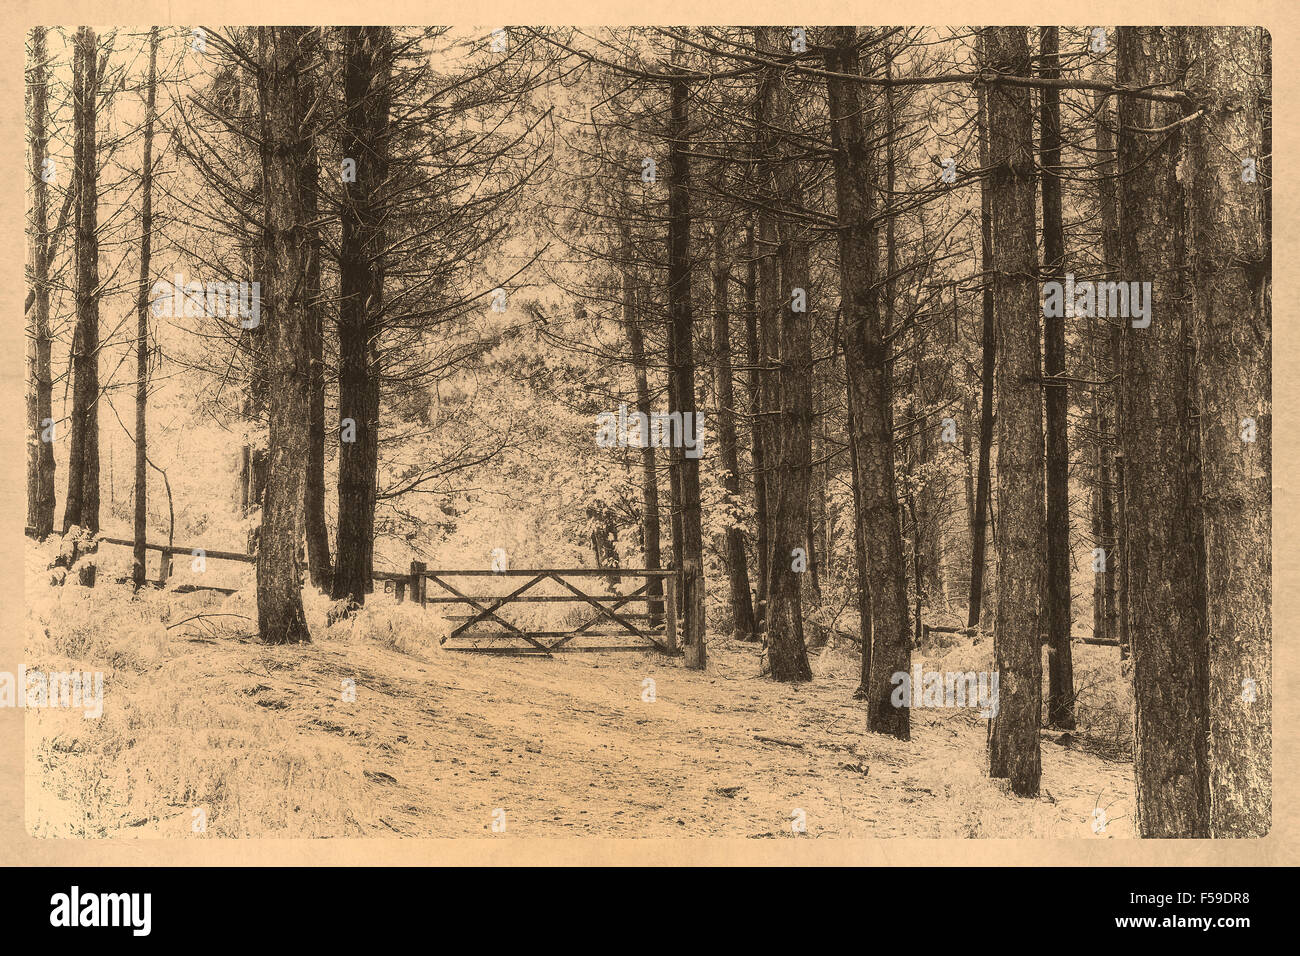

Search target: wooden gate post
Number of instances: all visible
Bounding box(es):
[395,576,406,603]
[410,560,427,607]
[682,564,704,665]
[663,573,679,653]
[78,535,98,588]
[157,547,172,588]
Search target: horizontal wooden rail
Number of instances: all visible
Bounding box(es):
[424,594,656,604]
[445,610,657,619]
[97,539,427,586]
[74,542,669,586]
[452,645,663,656]
[98,536,256,564]
[446,629,662,639]
[410,568,675,578]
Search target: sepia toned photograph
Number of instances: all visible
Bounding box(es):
[15,19,1272,853]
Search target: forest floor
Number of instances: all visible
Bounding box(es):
[25,552,1135,839]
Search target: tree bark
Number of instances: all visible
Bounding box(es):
[132,27,159,589]
[755,27,811,682]
[767,224,815,677]
[333,26,392,606]
[1185,26,1272,837]
[304,121,332,592]
[255,26,315,644]
[846,383,873,698]
[1116,26,1210,836]
[824,27,909,731]
[712,229,758,642]
[743,222,769,631]
[666,75,707,669]
[241,87,269,539]
[621,270,665,626]
[1094,93,1126,656]
[26,26,56,539]
[63,27,101,537]
[242,177,269,544]
[967,80,996,631]
[962,387,976,583]
[983,27,1044,796]
[666,319,685,619]
[1039,27,1075,729]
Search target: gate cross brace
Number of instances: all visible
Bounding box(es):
[550,579,651,649]
[431,573,553,654]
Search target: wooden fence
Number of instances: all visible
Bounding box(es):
[86,534,683,656]
[386,565,681,657]
[95,534,253,593]
[40,532,1122,653]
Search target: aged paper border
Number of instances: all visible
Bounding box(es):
[1,0,1292,866]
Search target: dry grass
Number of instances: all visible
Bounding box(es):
[25,548,1136,839]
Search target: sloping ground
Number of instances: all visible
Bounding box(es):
[24,566,1134,839]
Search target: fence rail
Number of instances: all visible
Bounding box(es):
[97,535,257,564]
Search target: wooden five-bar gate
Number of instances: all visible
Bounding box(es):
[378,565,681,657]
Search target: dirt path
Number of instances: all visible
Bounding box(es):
[26,593,1135,839]
[339,640,1134,838]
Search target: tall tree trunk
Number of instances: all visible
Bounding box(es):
[755,27,811,682]
[846,384,873,698]
[63,27,101,537]
[962,388,976,581]
[622,271,665,626]
[754,154,782,647]
[1185,26,1271,837]
[767,226,815,677]
[1114,451,1130,659]
[666,75,706,669]
[824,27,909,732]
[1094,93,1126,656]
[132,27,159,589]
[26,26,56,539]
[743,221,769,630]
[905,384,923,647]
[813,420,830,596]
[666,320,685,618]
[333,26,392,606]
[1096,406,1117,639]
[241,102,270,538]
[242,167,269,546]
[1116,26,1210,836]
[967,81,996,631]
[1090,304,1118,646]
[907,476,923,648]
[304,127,331,591]
[915,384,944,602]
[805,420,826,637]
[712,229,758,641]
[255,26,315,644]
[1039,27,1076,729]
[983,27,1044,797]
